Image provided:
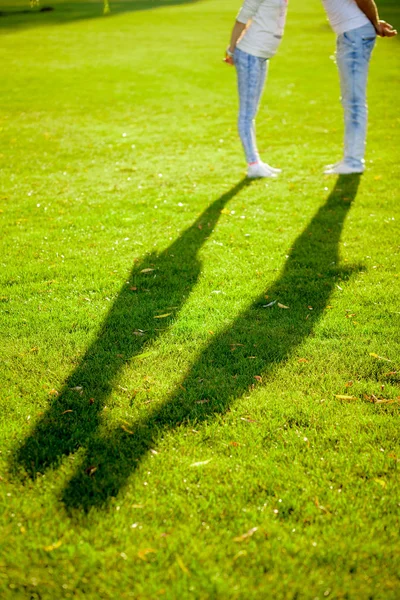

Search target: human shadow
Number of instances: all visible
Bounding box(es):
[56,174,361,511]
[0,0,201,32]
[14,178,250,481]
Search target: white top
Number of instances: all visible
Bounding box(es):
[321,0,370,35]
[236,0,288,59]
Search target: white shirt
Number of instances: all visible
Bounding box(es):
[236,0,288,59]
[321,0,370,35]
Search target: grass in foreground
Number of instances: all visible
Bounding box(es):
[1,0,399,598]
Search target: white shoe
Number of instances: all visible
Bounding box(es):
[247,162,277,179]
[324,160,343,170]
[324,160,365,175]
[261,162,282,174]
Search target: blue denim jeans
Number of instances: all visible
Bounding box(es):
[234,47,269,164]
[336,22,376,169]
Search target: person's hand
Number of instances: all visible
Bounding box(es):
[223,47,235,66]
[376,20,397,37]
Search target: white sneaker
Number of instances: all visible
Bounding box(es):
[324,160,343,170]
[261,162,282,174]
[324,160,365,175]
[247,162,277,179]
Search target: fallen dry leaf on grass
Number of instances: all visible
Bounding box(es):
[334,395,358,401]
[263,300,276,308]
[363,394,398,405]
[240,416,258,424]
[233,550,248,561]
[121,425,134,434]
[230,343,244,351]
[140,268,154,274]
[298,358,309,364]
[388,453,400,462]
[137,548,156,561]
[85,466,97,476]
[314,497,329,514]
[154,313,171,319]
[61,409,73,414]
[375,399,397,405]
[277,303,289,309]
[233,527,258,542]
[254,375,262,382]
[195,399,209,404]
[373,478,387,488]
[176,555,190,574]
[190,459,212,468]
[44,540,62,552]
[369,353,392,362]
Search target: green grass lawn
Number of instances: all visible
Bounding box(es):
[1,0,400,598]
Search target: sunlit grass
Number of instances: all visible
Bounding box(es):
[0,0,399,598]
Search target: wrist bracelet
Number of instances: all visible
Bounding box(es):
[226,47,234,58]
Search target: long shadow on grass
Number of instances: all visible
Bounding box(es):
[58,174,361,511]
[14,178,249,480]
[0,0,201,32]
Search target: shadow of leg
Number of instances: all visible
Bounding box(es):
[13,180,250,480]
[61,175,362,511]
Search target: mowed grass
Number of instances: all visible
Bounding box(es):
[1,0,400,598]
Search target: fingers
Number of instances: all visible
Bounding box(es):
[377,20,398,37]
[382,27,398,37]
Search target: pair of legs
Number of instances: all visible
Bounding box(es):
[234,47,280,178]
[326,22,376,174]
[235,23,376,178]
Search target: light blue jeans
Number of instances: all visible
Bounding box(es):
[336,22,376,169]
[234,47,269,164]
